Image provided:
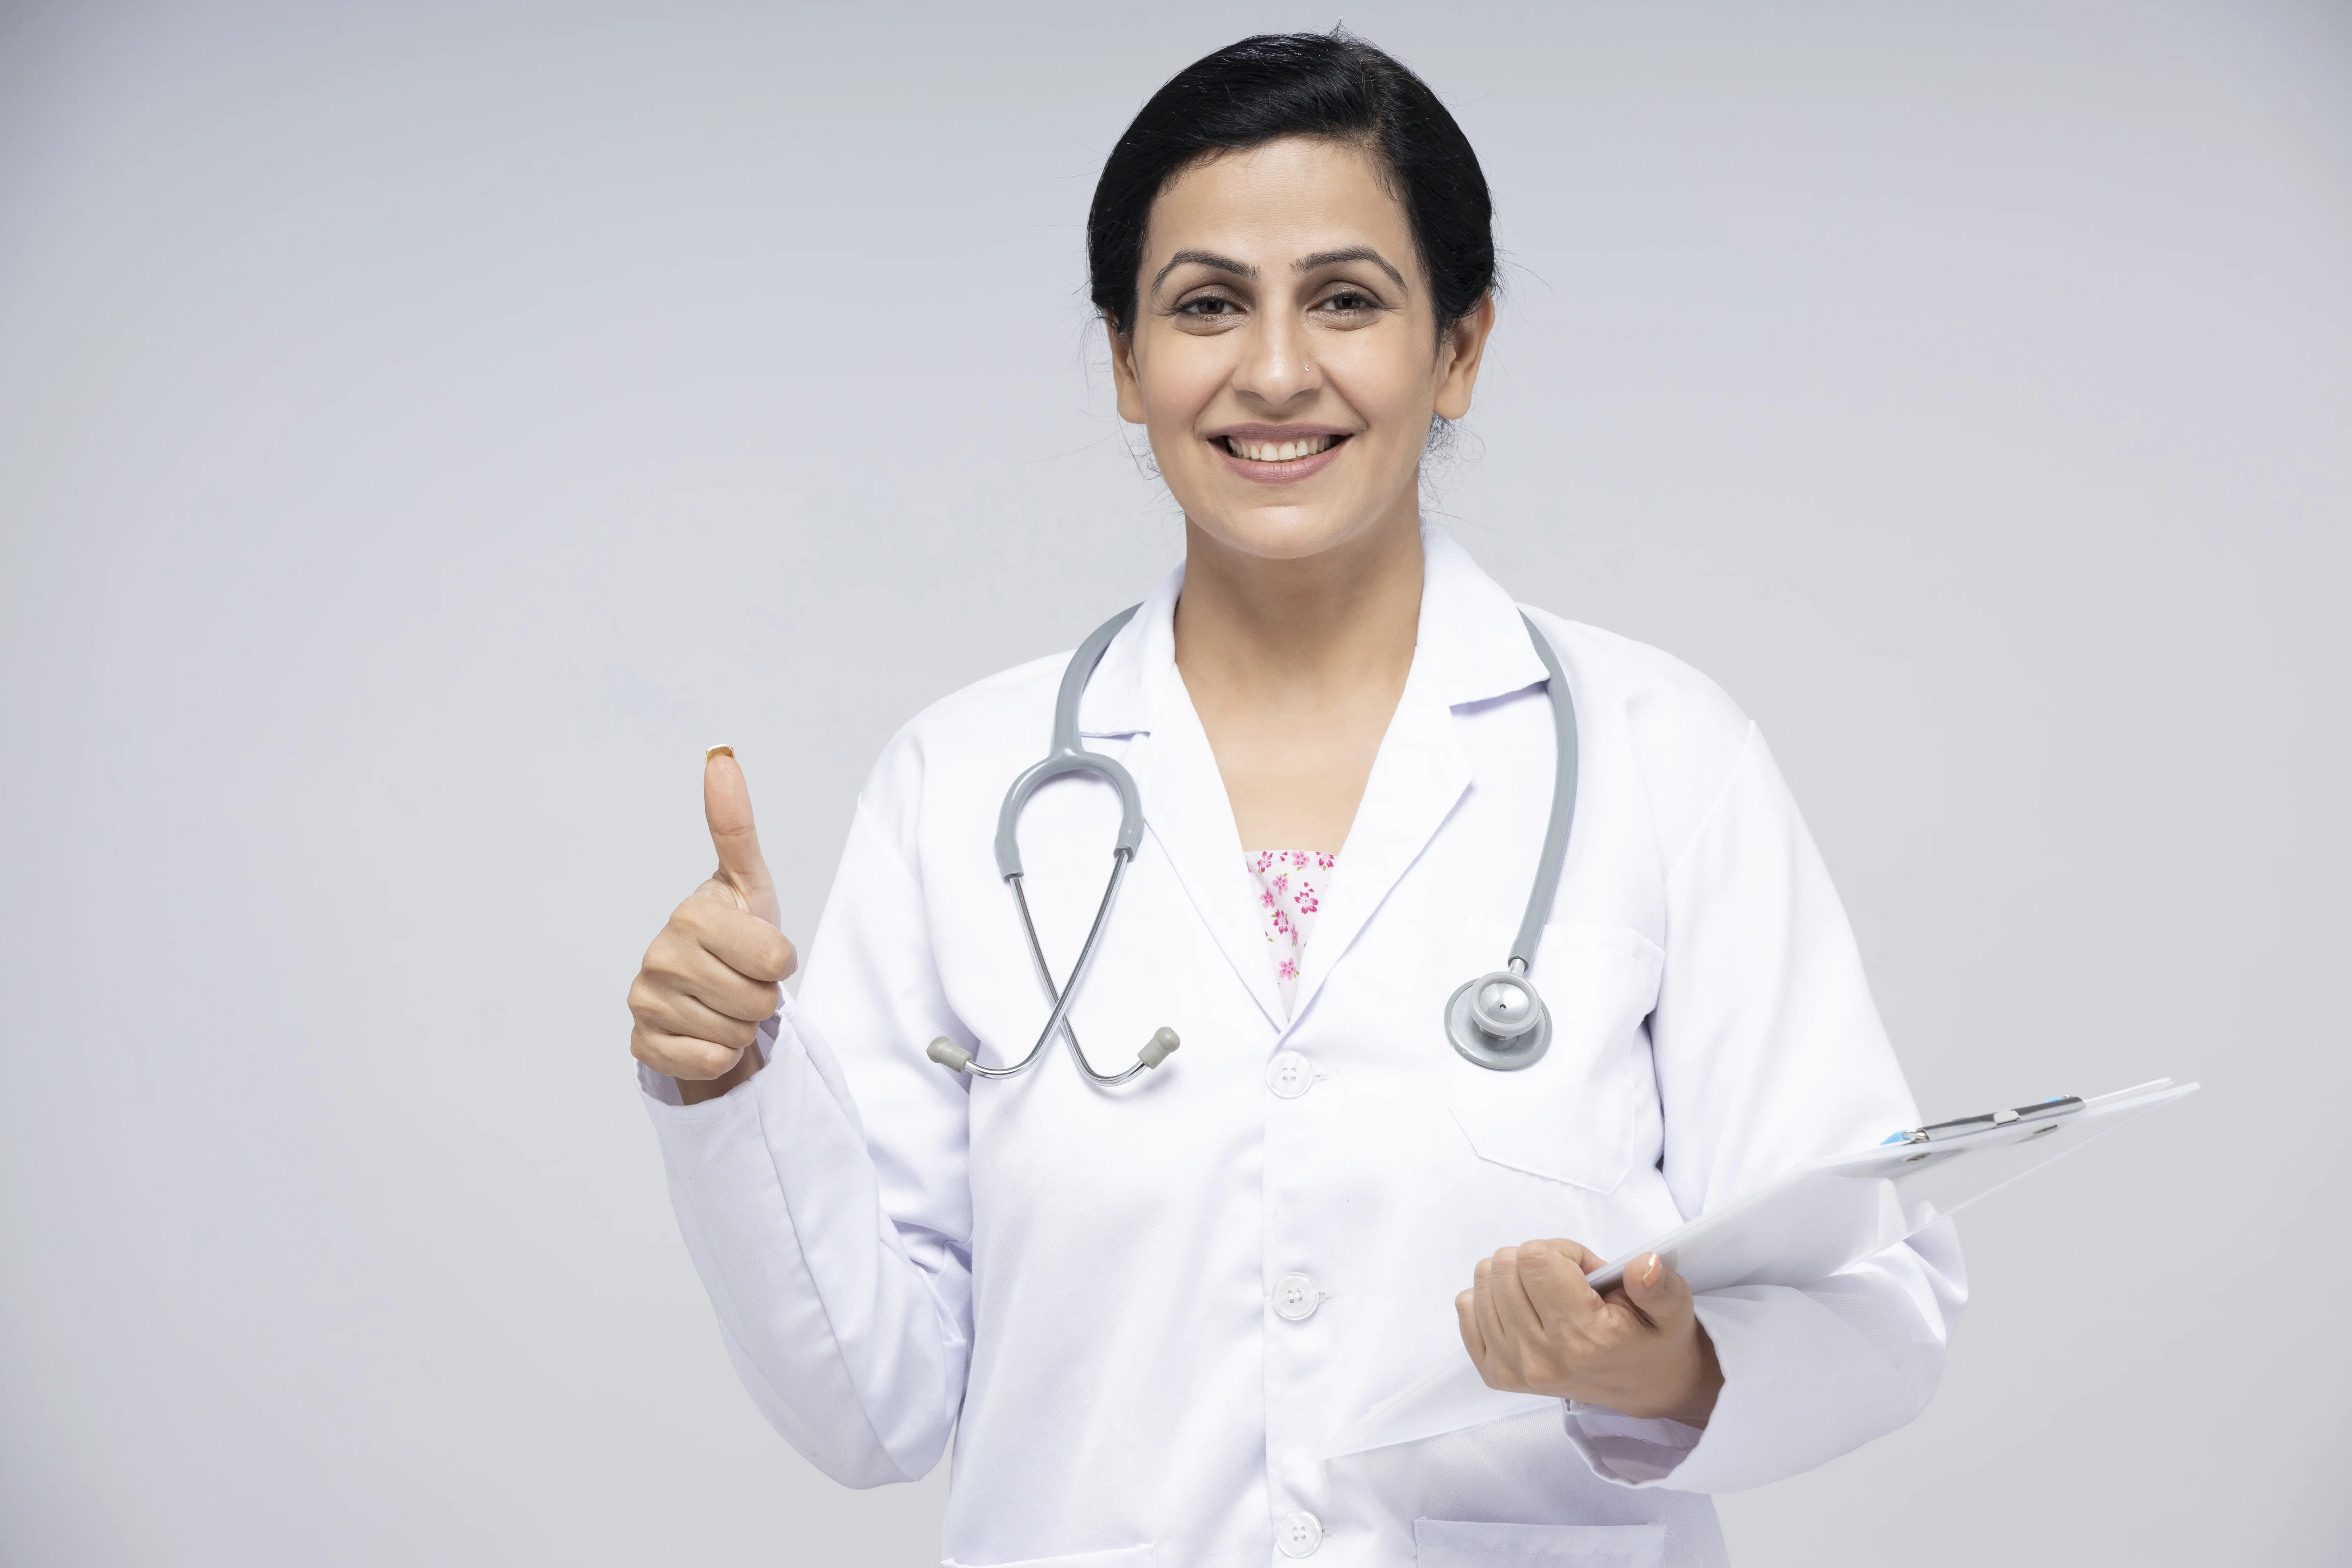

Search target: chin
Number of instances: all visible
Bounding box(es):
[1186,495,1400,564]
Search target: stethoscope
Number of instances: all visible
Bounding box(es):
[924,603,1577,1085]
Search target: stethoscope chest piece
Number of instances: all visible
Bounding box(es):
[1446,969,1552,1071]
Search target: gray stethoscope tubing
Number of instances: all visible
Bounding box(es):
[926,606,1182,1084]
[924,604,1578,1082]
[1442,611,1579,1071]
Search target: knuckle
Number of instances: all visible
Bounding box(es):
[720,979,776,1022]
[630,1026,680,1073]
[755,931,794,981]
[628,974,673,1018]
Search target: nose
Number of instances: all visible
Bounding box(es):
[1230,307,1321,408]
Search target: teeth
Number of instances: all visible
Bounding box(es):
[1227,434,1337,462]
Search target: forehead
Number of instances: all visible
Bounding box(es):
[1143,136,1418,278]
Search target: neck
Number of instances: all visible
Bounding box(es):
[1173,511,1424,707]
[1171,505,1426,856]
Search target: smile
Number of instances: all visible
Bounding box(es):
[1219,433,1343,462]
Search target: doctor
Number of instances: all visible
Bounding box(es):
[627,30,1962,1568]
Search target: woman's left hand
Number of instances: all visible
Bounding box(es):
[1456,1239,1723,1426]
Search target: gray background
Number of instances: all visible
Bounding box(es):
[3,1,2346,1563]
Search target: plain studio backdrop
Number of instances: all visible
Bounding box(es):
[3,2,2347,1563]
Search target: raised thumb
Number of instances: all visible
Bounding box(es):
[702,746,779,926]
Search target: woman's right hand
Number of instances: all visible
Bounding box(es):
[628,749,798,1104]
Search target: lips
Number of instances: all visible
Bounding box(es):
[1220,433,1341,462]
[1210,428,1353,485]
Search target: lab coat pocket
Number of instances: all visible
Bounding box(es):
[1448,924,1663,1194]
[943,1548,1153,1568]
[1414,1519,1667,1566]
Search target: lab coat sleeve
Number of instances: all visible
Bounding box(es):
[638,793,973,1489]
[1562,724,1967,1493]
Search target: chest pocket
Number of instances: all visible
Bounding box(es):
[1448,923,1664,1194]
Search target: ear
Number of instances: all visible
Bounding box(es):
[1106,314,1147,424]
[1432,293,1497,422]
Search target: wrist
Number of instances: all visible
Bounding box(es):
[1658,1323,1722,1426]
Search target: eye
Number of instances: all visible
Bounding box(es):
[1317,288,1381,313]
[1177,295,1241,317]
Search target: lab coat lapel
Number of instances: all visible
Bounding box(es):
[1288,525,1543,1027]
[1286,651,1470,1028]
[1093,526,1542,1036]
[1133,678,1290,1030]
[1066,559,1286,1027]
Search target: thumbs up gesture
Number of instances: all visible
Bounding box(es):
[628,748,799,1103]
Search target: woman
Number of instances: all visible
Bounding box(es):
[628,31,1961,1568]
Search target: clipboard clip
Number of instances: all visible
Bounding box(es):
[1883,1094,2085,1145]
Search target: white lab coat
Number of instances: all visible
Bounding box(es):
[642,525,1964,1568]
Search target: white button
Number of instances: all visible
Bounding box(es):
[1265,1051,1313,1099]
[1273,1273,1320,1321]
[1276,1510,1323,1557]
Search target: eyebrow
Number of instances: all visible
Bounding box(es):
[1295,246,1407,290]
[1150,245,1409,294]
[1152,249,1254,291]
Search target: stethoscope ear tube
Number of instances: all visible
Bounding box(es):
[1506,612,1578,973]
[994,606,1144,880]
[940,603,1176,1086]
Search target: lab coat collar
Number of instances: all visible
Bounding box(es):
[1075,523,1549,740]
[1072,523,1552,1033]
[1418,522,1553,706]
[1073,556,1182,740]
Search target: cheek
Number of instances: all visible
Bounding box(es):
[1136,337,1229,438]
[1324,341,1437,442]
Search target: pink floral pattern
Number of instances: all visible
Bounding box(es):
[1245,850,1336,1019]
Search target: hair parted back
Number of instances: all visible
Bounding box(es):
[1087,29,1496,340]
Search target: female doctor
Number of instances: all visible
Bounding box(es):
[627,31,1962,1568]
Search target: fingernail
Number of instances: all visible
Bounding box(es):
[705,744,734,761]
[1643,1253,1662,1288]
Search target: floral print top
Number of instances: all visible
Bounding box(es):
[1245,850,1336,1020]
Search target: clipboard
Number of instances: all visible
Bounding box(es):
[1320,1077,2200,1460]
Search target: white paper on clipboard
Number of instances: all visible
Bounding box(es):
[1320,1077,2200,1461]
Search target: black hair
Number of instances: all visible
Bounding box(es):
[1087,29,1496,340]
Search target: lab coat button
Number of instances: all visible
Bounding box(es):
[1276,1510,1323,1556]
[1273,1273,1319,1321]
[1266,1051,1313,1099]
